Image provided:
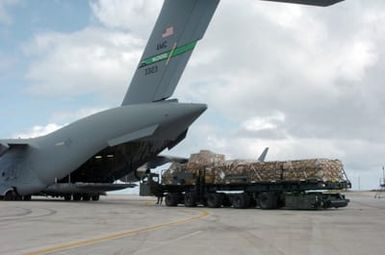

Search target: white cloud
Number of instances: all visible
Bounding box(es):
[90,0,162,36]
[242,112,286,132]
[50,106,109,124]
[12,107,107,139]
[14,123,64,139]
[24,28,144,101]
[0,0,18,25]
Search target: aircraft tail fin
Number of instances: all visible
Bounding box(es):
[122,0,220,105]
[258,147,269,162]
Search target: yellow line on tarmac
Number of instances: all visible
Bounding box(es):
[23,209,209,255]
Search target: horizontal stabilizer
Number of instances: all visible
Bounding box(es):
[0,143,10,157]
[143,155,189,169]
[261,0,344,6]
[0,139,30,157]
[107,125,158,147]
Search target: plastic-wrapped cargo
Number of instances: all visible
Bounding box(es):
[162,150,224,185]
[161,150,345,185]
[187,150,225,169]
[282,159,344,182]
[212,159,344,184]
[161,162,194,185]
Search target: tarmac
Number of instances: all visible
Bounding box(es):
[1,192,384,255]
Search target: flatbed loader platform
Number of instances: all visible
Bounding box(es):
[140,172,350,210]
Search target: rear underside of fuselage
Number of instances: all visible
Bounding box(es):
[61,131,187,184]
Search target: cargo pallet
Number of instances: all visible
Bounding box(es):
[140,172,351,210]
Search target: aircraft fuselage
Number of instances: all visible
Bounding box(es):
[0,102,206,196]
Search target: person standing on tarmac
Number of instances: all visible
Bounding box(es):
[149,174,163,205]
[156,194,163,205]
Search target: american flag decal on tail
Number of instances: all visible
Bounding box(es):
[162,26,174,38]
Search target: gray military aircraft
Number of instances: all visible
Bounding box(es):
[0,0,344,201]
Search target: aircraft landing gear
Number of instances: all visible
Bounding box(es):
[23,195,32,201]
[91,195,100,201]
[4,190,21,201]
[61,193,100,201]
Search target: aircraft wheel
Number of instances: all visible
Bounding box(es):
[73,194,81,201]
[184,192,197,207]
[82,194,91,201]
[207,193,224,208]
[64,195,72,201]
[4,190,18,201]
[4,191,14,201]
[91,195,100,201]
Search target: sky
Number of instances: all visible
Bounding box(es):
[1,0,385,190]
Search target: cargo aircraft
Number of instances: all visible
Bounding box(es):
[0,0,344,200]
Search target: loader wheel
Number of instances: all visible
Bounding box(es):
[165,193,179,207]
[259,192,279,210]
[184,192,197,207]
[222,195,232,207]
[82,194,91,201]
[207,193,224,208]
[73,194,81,201]
[231,193,251,209]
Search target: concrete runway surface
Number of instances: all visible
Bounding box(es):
[1,192,384,255]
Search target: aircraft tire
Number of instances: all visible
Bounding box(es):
[91,195,100,201]
[64,195,72,201]
[4,191,14,201]
[4,190,18,201]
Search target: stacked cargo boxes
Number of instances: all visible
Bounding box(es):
[162,150,225,185]
[162,150,345,185]
[281,159,343,182]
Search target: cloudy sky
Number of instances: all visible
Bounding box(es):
[1,0,385,190]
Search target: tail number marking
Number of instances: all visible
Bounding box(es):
[145,66,158,76]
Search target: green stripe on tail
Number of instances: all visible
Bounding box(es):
[139,41,198,68]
